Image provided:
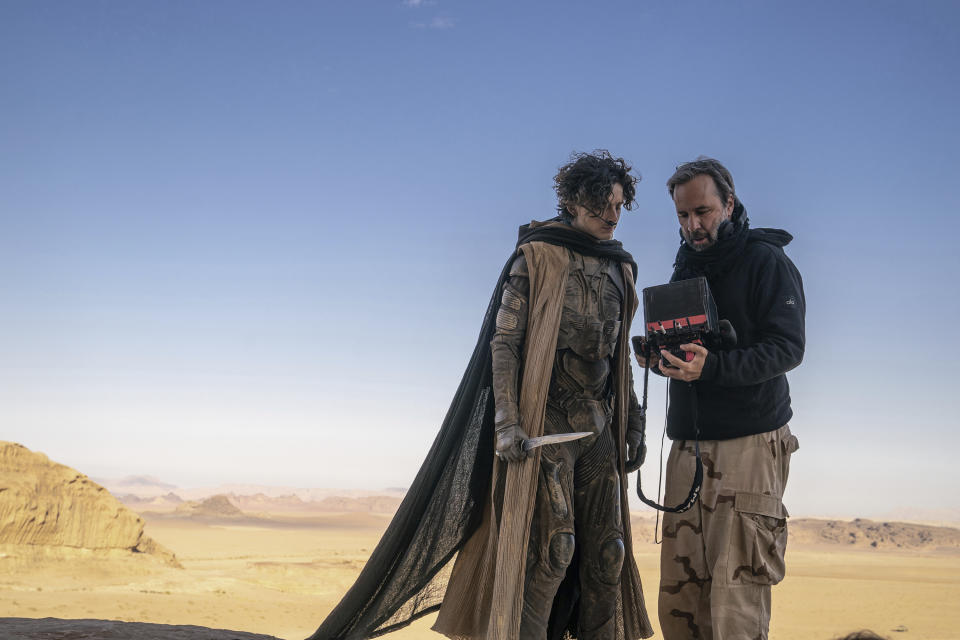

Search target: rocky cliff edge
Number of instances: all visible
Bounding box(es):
[0,441,178,565]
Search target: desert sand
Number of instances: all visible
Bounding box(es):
[1,508,958,640]
[2,442,959,640]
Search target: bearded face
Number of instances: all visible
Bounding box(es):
[673,174,733,251]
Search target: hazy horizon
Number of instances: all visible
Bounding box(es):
[59,465,955,524]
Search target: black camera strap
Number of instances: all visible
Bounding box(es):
[635,362,703,514]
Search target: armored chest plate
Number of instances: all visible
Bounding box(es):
[555,252,624,361]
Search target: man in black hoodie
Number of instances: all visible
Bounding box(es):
[644,158,804,640]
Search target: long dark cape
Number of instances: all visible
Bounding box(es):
[309,220,635,640]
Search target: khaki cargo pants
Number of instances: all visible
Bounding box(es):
[659,425,799,640]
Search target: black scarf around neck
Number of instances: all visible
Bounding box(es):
[672,200,751,281]
[518,217,638,281]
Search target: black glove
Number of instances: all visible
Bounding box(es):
[495,423,529,463]
[625,426,646,473]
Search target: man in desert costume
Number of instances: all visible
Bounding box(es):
[310,151,653,640]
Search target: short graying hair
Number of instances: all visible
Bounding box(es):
[667,157,736,206]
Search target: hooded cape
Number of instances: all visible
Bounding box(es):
[309,220,652,640]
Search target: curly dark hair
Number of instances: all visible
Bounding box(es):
[554,150,639,218]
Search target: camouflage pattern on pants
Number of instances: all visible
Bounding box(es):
[658,425,799,640]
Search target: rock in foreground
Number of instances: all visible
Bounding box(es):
[0,441,178,565]
[0,618,282,640]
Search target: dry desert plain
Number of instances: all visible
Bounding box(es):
[3,500,960,640]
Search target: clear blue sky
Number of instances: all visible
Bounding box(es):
[2,0,958,518]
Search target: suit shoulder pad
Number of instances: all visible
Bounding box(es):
[509,253,529,278]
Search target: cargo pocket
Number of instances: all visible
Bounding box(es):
[730,491,787,585]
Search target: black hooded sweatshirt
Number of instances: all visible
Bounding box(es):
[665,201,805,441]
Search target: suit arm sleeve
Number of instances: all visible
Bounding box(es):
[627,362,644,433]
[490,255,529,429]
[699,250,805,386]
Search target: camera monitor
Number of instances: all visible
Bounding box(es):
[641,277,719,363]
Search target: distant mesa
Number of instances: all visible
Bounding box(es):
[229,492,305,511]
[118,492,184,511]
[131,492,403,519]
[0,441,178,566]
[175,494,245,518]
[102,477,408,506]
[116,487,403,516]
[97,475,180,499]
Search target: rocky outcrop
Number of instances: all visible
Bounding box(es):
[175,494,245,518]
[0,618,282,639]
[790,517,960,551]
[0,442,177,564]
[119,491,185,511]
